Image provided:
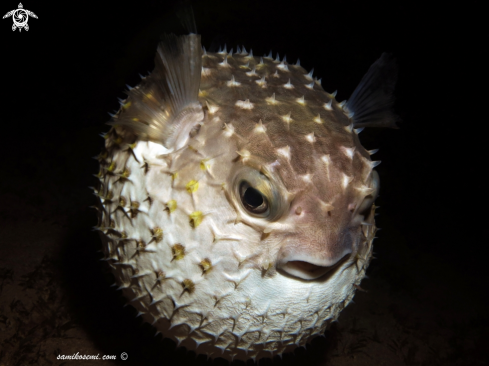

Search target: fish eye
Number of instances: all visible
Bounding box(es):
[239,181,269,215]
[232,167,286,221]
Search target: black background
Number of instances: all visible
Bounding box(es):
[1,0,486,365]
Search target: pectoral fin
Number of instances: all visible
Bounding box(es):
[346,53,400,129]
[110,33,204,150]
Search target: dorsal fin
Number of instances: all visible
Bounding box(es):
[109,33,204,150]
[346,53,400,129]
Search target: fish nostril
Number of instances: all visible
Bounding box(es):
[280,254,350,280]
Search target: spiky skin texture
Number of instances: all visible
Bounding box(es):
[95,49,379,361]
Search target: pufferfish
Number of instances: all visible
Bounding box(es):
[94,29,398,362]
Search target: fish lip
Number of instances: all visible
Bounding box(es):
[277,254,351,281]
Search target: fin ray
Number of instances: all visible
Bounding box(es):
[175,0,197,34]
[109,33,203,149]
[346,53,400,129]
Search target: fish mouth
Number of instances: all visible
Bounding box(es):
[279,254,351,280]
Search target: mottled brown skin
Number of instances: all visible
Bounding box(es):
[196,51,377,273]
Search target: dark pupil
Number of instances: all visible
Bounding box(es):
[244,187,263,208]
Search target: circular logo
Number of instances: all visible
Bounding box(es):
[120,352,128,361]
[12,9,28,27]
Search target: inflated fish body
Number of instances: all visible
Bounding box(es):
[94,32,398,361]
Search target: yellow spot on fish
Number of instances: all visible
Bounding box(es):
[200,159,210,170]
[145,93,157,103]
[166,200,177,213]
[199,258,213,275]
[188,145,199,153]
[120,168,130,178]
[171,172,178,181]
[137,240,146,250]
[104,190,114,201]
[172,244,185,261]
[106,162,116,172]
[189,211,203,228]
[122,101,132,109]
[186,180,199,193]
[151,227,163,242]
[239,61,250,69]
[181,279,195,294]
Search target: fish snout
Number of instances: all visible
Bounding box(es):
[277,235,353,280]
[278,253,351,280]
